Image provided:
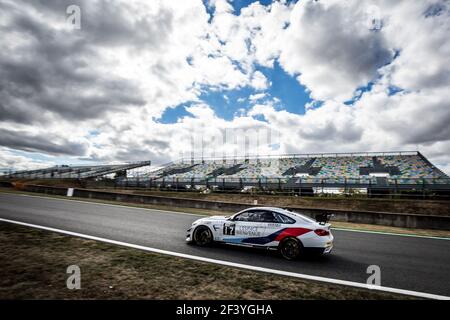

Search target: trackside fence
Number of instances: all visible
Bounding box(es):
[114,177,450,200]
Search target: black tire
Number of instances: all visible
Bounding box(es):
[279,237,303,260]
[193,226,213,246]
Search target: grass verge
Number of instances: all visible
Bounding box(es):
[1,187,449,239]
[0,221,412,299]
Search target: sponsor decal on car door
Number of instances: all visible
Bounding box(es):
[222,210,270,244]
[222,221,267,244]
[236,221,266,238]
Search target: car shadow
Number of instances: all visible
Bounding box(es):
[195,241,363,267]
[186,241,378,285]
[207,242,331,262]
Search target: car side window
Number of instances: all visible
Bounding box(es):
[274,212,296,224]
[244,210,277,223]
[233,211,252,221]
[234,210,275,223]
[259,211,278,223]
[239,211,262,222]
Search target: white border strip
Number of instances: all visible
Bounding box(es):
[0,217,448,300]
[1,192,449,241]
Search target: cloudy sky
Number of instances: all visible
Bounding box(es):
[0,0,449,173]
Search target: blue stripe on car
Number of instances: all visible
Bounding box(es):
[223,228,287,245]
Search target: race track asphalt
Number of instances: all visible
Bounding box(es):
[0,193,449,296]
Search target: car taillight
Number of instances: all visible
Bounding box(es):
[314,229,330,236]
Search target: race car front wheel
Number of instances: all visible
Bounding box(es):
[193,226,213,246]
[279,237,303,260]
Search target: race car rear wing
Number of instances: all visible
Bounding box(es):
[315,212,334,225]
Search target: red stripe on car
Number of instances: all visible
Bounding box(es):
[275,228,312,241]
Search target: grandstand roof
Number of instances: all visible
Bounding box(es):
[1,161,151,179]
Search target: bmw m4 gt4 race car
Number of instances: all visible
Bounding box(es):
[186,207,333,260]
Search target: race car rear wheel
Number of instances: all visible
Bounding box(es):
[279,237,303,260]
[193,226,213,246]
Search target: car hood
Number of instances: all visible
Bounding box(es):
[204,215,228,221]
[193,215,228,224]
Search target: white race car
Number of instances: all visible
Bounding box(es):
[186,207,333,260]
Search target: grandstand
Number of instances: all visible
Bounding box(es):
[119,151,450,193]
[2,152,449,195]
[1,161,151,179]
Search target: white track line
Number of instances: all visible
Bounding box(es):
[1,192,449,241]
[331,227,450,241]
[0,217,448,300]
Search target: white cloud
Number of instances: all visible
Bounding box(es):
[0,148,55,172]
[249,92,267,102]
[279,0,393,102]
[251,70,270,90]
[210,0,291,71]
[1,0,449,176]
